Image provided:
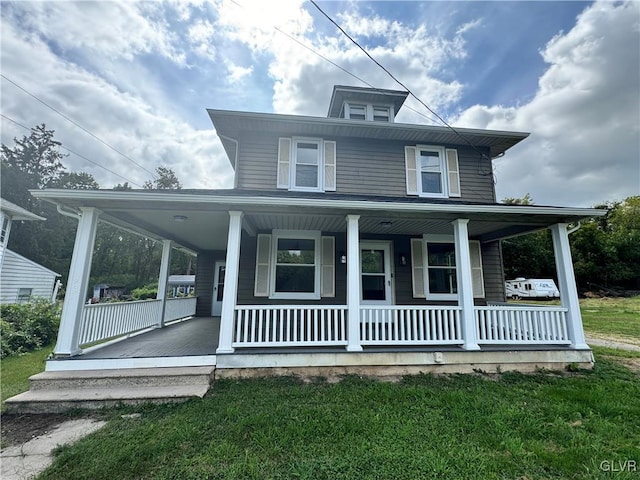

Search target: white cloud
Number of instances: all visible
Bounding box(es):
[454,1,640,207]
[1,17,233,190]
[188,19,217,60]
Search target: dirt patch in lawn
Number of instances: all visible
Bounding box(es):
[1,413,87,448]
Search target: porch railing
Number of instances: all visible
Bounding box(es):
[79,297,197,346]
[475,305,570,344]
[233,305,348,347]
[360,306,463,345]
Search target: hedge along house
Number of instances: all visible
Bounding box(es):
[26,86,606,382]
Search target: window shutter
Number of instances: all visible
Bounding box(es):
[254,234,271,297]
[320,236,335,297]
[410,238,426,298]
[469,240,485,298]
[405,146,418,195]
[277,138,291,189]
[323,141,336,192]
[446,149,461,197]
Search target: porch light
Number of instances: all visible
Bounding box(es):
[379,221,393,228]
[399,253,407,266]
[173,215,188,222]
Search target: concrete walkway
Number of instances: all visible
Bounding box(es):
[586,336,640,352]
[1,419,106,480]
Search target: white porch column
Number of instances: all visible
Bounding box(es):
[550,223,588,349]
[346,214,363,352]
[55,207,100,357]
[156,239,172,328]
[452,219,480,350]
[216,210,243,354]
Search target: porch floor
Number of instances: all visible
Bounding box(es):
[78,317,220,359]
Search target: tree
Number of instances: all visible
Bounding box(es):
[143,167,182,190]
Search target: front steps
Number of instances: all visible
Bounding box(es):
[4,366,215,414]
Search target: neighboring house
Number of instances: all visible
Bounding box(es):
[0,198,61,304]
[30,85,606,376]
[168,274,195,297]
[91,284,125,302]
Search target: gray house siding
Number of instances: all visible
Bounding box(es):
[481,241,506,303]
[231,232,499,307]
[235,133,496,203]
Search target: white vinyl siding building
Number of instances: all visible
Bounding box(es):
[0,249,60,304]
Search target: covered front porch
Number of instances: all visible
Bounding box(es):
[32,189,599,374]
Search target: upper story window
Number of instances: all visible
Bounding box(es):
[405,145,461,198]
[343,103,394,122]
[0,215,10,244]
[277,138,336,193]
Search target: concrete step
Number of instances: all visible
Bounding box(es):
[29,367,215,390]
[4,366,216,414]
[4,384,210,414]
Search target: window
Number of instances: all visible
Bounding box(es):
[410,236,484,300]
[346,104,367,120]
[17,288,32,303]
[0,215,9,244]
[418,146,446,197]
[277,138,336,192]
[255,232,335,299]
[405,146,461,198]
[293,139,321,190]
[372,106,390,122]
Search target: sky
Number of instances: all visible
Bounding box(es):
[1,0,639,207]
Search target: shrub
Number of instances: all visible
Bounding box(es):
[131,283,158,300]
[0,299,61,358]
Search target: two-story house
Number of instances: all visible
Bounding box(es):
[8,86,605,411]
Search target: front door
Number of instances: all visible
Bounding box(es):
[360,241,393,305]
[212,261,226,316]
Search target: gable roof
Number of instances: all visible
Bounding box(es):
[208,109,529,168]
[2,249,60,277]
[327,85,409,118]
[0,198,45,221]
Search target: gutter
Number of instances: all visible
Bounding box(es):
[31,189,607,218]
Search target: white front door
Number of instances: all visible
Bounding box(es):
[212,261,226,316]
[360,241,393,305]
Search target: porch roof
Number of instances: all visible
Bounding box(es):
[31,189,606,252]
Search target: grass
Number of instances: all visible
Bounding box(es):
[580,297,640,341]
[39,357,639,480]
[0,343,53,408]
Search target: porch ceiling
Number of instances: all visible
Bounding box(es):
[30,189,605,252]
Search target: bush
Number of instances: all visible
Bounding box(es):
[131,283,158,300]
[0,299,61,358]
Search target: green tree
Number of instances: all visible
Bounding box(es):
[143,167,182,190]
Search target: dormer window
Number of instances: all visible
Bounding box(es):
[343,103,394,122]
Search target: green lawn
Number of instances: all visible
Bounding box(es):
[580,297,640,341]
[0,343,53,408]
[39,358,639,480]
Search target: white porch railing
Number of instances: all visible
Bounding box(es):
[164,297,197,323]
[360,306,463,345]
[79,297,197,346]
[475,305,570,344]
[233,305,348,347]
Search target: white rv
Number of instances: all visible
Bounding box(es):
[505,278,560,300]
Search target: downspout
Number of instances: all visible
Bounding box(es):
[567,222,581,235]
[218,134,239,189]
[56,204,81,219]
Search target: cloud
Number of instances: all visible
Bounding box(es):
[1,16,233,190]
[454,1,640,207]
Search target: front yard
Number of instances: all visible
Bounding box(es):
[1,297,638,479]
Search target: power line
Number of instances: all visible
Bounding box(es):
[227,0,441,125]
[1,74,157,179]
[1,113,144,187]
[309,0,496,176]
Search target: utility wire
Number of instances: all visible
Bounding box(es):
[309,0,496,176]
[227,0,441,125]
[1,113,144,187]
[1,74,157,179]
